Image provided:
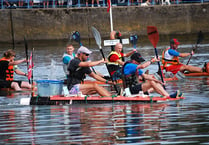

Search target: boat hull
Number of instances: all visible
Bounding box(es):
[27,95,185,105]
[184,72,209,77]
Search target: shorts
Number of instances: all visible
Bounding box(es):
[130,84,142,94]
[0,80,22,88]
[69,84,80,94]
[165,64,183,74]
[0,80,12,88]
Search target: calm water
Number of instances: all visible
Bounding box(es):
[0,40,209,144]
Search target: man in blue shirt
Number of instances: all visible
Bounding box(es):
[162,38,208,74]
[122,52,183,98]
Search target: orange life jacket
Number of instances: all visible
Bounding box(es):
[162,48,180,69]
[0,57,14,81]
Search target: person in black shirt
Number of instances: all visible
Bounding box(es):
[67,46,114,97]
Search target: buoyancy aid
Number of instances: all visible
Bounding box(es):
[107,51,123,74]
[0,57,14,81]
[162,48,180,69]
[62,52,75,75]
[107,51,123,65]
[122,61,139,88]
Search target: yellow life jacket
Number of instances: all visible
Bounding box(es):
[0,57,14,81]
[107,51,122,66]
[162,48,180,69]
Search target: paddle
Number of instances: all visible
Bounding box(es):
[147,26,165,89]
[117,31,125,61]
[70,31,99,74]
[130,34,138,49]
[91,26,119,94]
[71,31,82,46]
[186,31,204,65]
[24,37,30,83]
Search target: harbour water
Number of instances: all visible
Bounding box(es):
[0,39,209,144]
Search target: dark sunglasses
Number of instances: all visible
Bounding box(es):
[83,53,89,56]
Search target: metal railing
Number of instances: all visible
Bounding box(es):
[1,0,207,9]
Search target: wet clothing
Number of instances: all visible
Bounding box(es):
[122,61,144,95]
[162,48,182,74]
[62,52,76,76]
[67,58,92,90]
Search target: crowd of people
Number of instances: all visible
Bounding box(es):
[1,0,181,9]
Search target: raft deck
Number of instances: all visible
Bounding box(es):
[28,95,185,105]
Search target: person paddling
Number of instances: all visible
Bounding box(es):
[67,46,114,97]
[162,38,209,74]
[107,42,136,81]
[0,49,32,91]
[122,52,183,98]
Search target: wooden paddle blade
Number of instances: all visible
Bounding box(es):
[197,31,204,44]
[147,26,159,48]
[91,26,102,48]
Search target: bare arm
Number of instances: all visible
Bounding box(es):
[89,72,106,82]
[116,59,125,66]
[9,59,26,66]
[124,49,136,57]
[179,53,191,57]
[79,59,106,67]
[15,69,27,76]
[142,73,164,84]
[179,49,194,57]
[89,72,114,85]
[137,57,159,69]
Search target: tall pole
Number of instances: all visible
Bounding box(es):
[10,9,15,49]
[109,1,113,32]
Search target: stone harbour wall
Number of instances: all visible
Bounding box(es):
[0,3,209,43]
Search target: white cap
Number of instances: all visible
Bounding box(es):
[77,46,92,54]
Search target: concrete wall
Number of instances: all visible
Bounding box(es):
[0,3,209,43]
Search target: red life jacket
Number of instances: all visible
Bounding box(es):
[0,57,14,81]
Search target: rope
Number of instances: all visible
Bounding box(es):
[85,95,89,104]
[150,95,154,103]
[35,95,39,105]
[111,94,117,103]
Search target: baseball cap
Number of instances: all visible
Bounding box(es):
[170,39,180,45]
[77,46,92,55]
[131,52,145,63]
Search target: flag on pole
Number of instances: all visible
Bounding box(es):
[27,52,33,80]
[107,0,111,12]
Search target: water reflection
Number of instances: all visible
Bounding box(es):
[0,40,209,144]
[0,103,170,144]
[1,102,209,144]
